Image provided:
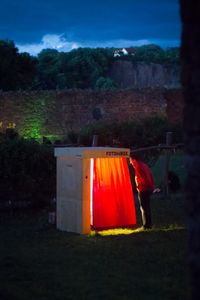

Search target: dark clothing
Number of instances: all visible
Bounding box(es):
[168,171,181,192]
[138,190,152,229]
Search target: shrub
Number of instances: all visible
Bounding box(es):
[0,132,56,209]
[95,76,117,90]
[78,116,183,165]
[79,116,183,148]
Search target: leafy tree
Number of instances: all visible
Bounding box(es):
[113,44,180,66]
[0,40,37,90]
[0,40,19,90]
[59,47,113,89]
[164,47,180,65]
[0,40,180,90]
[35,49,60,89]
[133,44,165,64]
[16,52,38,89]
[95,76,117,90]
[65,48,94,88]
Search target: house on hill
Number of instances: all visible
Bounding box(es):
[113,47,136,57]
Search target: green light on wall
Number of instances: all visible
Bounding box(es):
[20,98,62,142]
[23,124,60,142]
[20,99,46,140]
[22,120,43,140]
[29,127,42,139]
[23,128,42,140]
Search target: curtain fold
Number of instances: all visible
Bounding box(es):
[92,157,136,229]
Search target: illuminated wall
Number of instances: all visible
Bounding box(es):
[0,89,183,140]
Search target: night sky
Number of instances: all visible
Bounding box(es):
[0,0,181,55]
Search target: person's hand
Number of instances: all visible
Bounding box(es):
[153,188,161,193]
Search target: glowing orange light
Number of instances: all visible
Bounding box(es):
[90,157,136,230]
[90,158,94,226]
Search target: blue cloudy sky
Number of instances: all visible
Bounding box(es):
[0,0,181,55]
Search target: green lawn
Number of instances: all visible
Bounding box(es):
[0,194,190,300]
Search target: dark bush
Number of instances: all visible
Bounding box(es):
[78,116,183,166]
[79,116,183,148]
[0,117,183,209]
[168,171,181,192]
[0,132,56,209]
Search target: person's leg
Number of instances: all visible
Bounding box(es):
[138,191,152,229]
[144,191,152,229]
[138,192,146,227]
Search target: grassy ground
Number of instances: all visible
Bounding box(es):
[0,193,190,300]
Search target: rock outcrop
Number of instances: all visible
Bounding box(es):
[109,61,181,89]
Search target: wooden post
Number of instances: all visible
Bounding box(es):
[164,132,172,196]
[92,135,98,147]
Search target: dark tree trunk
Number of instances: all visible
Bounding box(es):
[180,1,200,299]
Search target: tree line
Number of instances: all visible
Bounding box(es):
[0,40,180,91]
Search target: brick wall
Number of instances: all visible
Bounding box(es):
[0,88,183,138]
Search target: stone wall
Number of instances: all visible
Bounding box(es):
[0,88,183,139]
[109,61,181,89]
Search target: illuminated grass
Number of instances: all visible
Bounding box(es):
[91,224,185,236]
[91,228,140,236]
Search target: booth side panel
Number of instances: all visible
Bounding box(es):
[56,156,83,233]
[56,158,62,230]
[82,159,91,234]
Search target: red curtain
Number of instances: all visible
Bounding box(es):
[92,157,136,230]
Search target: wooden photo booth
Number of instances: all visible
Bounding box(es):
[55,147,136,234]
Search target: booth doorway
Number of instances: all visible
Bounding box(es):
[90,157,136,230]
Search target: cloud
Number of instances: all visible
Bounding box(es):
[16,34,80,56]
[16,34,180,56]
